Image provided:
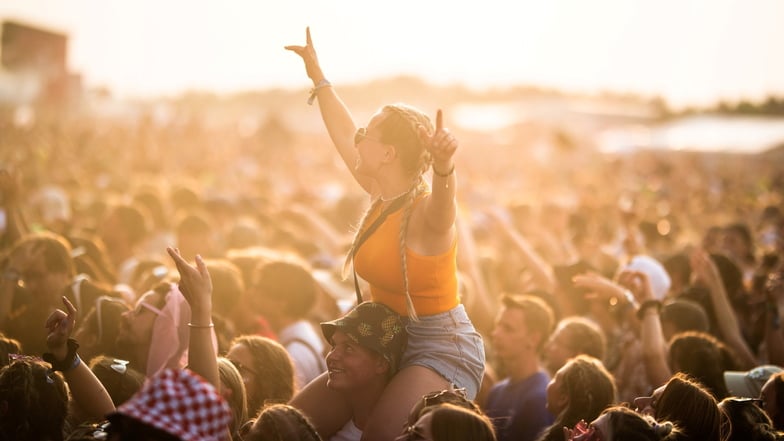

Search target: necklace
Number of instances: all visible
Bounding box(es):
[380,189,410,202]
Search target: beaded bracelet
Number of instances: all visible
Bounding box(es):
[307,78,332,105]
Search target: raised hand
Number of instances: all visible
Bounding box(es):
[166,247,212,317]
[421,109,457,173]
[284,27,325,82]
[618,269,655,303]
[45,296,77,360]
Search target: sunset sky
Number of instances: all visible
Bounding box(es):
[1,0,782,108]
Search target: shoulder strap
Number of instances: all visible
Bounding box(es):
[351,196,407,305]
[284,337,327,373]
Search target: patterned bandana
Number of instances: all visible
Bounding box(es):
[321,301,408,374]
[112,368,231,441]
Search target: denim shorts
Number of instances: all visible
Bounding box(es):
[401,304,486,400]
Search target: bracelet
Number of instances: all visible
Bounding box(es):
[43,338,81,372]
[432,163,455,177]
[307,78,331,105]
[636,299,662,320]
[188,322,215,328]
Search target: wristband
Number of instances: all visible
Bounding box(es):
[43,338,81,372]
[636,299,662,320]
[432,163,455,177]
[308,78,331,105]
[187,322,215,328]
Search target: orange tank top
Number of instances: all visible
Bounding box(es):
[353,196,459,317]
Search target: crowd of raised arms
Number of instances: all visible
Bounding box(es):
[0,27,783,441]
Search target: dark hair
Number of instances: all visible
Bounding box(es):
[422,403,497,441]
[241,404,322,441]
[205,258,245,318]
[668,331,738,399]
[109,204,149,246]
[106,414,181,441]
[253,259,316,318]
[12,232,75,277]
[602,406,680,441]
[230,335,295,415]
[660,299,710,335]
[501,294,555,352]
[0,359,69,441]
[719,397,784,441]
[89,355,145,406]
[537,355,616,441]
[657,373,724,441]
[0,334,22,368]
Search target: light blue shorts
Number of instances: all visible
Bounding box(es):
[401,304,486,400]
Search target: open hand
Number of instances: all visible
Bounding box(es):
[284,27,325,82]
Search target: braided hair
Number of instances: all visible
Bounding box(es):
[342,104,435,320]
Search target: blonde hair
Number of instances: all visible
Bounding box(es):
[342,104,435,320]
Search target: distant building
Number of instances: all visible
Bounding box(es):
[0,20,81,105]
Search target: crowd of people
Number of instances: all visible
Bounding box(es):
[0,27,783,441]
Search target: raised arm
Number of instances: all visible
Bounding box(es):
[167,247,219,388]
[43,296,115,419]
[618,270,672,388]
[285,27,372,193]
[691,248,757,369]
[421,110,458,233]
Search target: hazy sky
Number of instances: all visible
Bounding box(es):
[1,0,782,108]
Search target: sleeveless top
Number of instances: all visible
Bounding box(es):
[353,195,459,317]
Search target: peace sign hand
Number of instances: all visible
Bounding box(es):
[285,27,326,83]
[166,247,213,318]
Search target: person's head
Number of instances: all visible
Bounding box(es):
[722,222,755,264]
[403,389,482,428]
[89,356,145,407]
[321,301,408,392]
[250,258,317,329]
[492,294,555,368]
[175,212,217,260]
[99,204,148,260]
[668,331,737,399]
[356,104,434,181]
[663,252,692,296]
[719,397,783,441]
[74,295,130,362]
[397,403,496,441]
[659,299,710,341]
[544,316,606,374]
[217,356,248,438]
[0,334,21,368]
[107,368,231,441]
[0,358,69,441]
[116,284,191,377]
[761,371,784,430]
[545,355,616,428]
[226,335,295,415]
[204,258,245,319]
[634,373,723,441]
[239,404,322,441]
[8,232,75,302]
[567,406,680,441]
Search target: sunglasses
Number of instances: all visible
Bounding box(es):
[354,127,383,145]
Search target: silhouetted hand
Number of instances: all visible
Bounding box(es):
[285,27,325,83]
[45,296,77,360]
